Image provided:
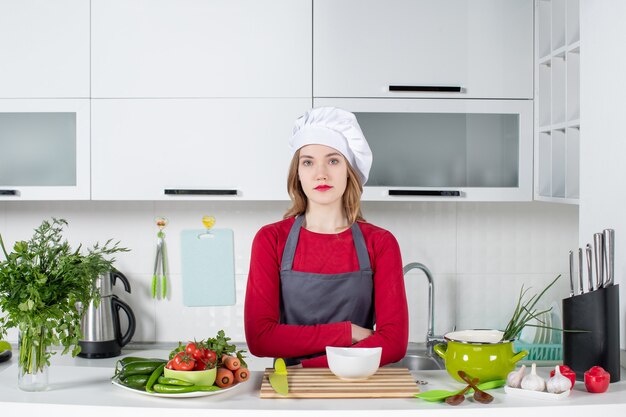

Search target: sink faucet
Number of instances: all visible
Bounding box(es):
[403,262,447,358]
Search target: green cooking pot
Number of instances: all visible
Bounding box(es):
[434,329,528,383]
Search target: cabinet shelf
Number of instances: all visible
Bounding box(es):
[534,0,580,204]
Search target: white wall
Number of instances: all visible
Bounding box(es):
[0,201,577,345]
[580,0,626,349]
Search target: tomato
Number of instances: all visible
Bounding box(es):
[173,352,195,371]
[185,342,199,358]
[549,365,576,390]
[194,359,209,371]
[584,366,610,393]
[165,359,175,370]
[204,349,217,364]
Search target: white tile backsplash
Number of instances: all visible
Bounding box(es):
[0,200,578,346]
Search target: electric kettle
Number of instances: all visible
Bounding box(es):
[78,269,136,358]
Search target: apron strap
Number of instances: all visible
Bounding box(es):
[281,216,372,272]
[351,221,372,271]
[280,215,305,271]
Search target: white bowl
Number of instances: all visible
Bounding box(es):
[326,346,382,381]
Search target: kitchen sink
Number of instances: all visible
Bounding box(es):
[390,354,443,371]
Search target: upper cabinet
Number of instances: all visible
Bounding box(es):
[91,99,309,201]
[316,98,533,201]
[0,0,89,98]
[0,99,90,200]
[313,0,533,99]
[91,0,312,98]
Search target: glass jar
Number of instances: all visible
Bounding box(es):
[17,325,49,391]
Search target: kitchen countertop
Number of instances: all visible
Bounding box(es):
[1,348,626,417]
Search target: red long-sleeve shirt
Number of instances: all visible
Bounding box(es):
[244,217,409,367]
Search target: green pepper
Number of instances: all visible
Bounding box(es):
[152,384,222,394]
[145,363,166,393]
[117,361,166,379]
[157,376,193,386]
[120,374,150,390]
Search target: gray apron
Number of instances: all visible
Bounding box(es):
[280,215,374,365]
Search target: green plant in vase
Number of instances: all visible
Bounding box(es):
[0,218,128,391]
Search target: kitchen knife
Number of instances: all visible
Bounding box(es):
[568,250,575,297]
[578,248,584,295]
[586,244,594,292]
[603,229,615,287]
[269,358,289,395]
[594,233,604,290]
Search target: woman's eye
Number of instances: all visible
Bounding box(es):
[301,160,312,167]
[329,158,340,165]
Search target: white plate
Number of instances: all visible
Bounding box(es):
[519,323,537,344]
[111,378,241,398]
[504,385,570,400]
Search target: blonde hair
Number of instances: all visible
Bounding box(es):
[284,149,365,224]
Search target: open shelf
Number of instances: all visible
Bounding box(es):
[534,0,580,204]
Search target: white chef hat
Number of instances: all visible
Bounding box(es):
[290,107,373,184]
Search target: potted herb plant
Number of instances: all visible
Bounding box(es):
[0,218,128,391]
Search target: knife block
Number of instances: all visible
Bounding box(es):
[562,284,620,383]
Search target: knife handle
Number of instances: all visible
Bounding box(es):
[578,248,584,295]
[568,250,575,297]
[593,233,604,290]
[603,229,615,287]
[586,244,594,292]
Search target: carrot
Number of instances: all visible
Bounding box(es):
[222,354,240,371]
[216,367,234,388]
[234,367,249,383]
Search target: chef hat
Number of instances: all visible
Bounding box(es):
[290,107,373,184]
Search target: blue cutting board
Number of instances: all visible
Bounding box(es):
[180,229,235,306]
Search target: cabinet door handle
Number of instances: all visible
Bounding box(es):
[0,189,19,196]
[164,189,238,196]
[388,190,461,197]
[389,85,463,93]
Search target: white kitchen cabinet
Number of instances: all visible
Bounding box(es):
[91,99,310,200]
[0,0,89,98]
[0,99,90,200]
[314,0,533,99]
[315,98,533,201]
[91,0,311,98]
[535,0,580,204]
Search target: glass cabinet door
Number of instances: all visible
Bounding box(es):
[0,99,90,200]
[314,98,532,201]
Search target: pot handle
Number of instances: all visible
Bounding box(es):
[510,350,528,364]
[433,343,447,360]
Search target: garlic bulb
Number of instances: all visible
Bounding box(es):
[506,364,526,388]
[521,363,546,392]
[547,365,571,393]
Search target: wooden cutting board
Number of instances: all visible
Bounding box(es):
[259,367,419,398]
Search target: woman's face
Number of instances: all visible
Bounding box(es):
[297,144,348,209]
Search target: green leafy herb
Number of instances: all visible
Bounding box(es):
[0,218,129,373]
[501,274,561,341]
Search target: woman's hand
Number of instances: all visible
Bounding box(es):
[351,323,373,343]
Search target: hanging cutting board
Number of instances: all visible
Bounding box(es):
[181,229,235,306]
[259,367,419,398]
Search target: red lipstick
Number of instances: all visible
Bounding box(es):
[314,185,332,191]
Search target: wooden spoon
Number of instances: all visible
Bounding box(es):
[458,371,494,404]
[444,377,479,406]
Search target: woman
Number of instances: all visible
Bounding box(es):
[244,107,408,367]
